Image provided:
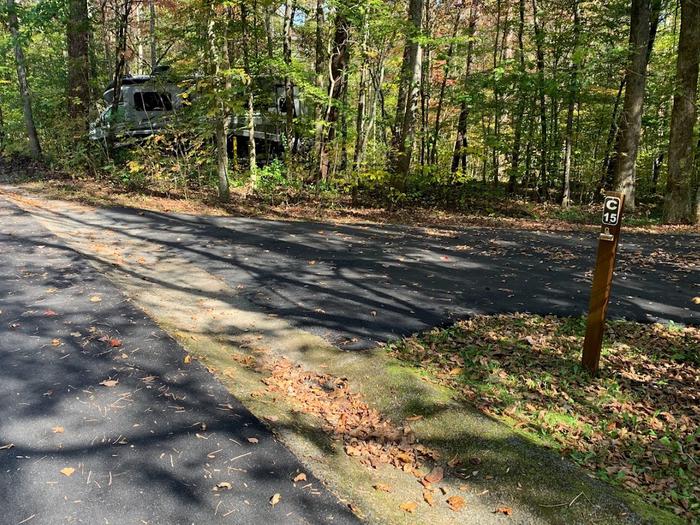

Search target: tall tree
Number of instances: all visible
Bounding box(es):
[318,3,350,181]
[663,0,699,223]
[391,0,424,186]
[207,5,230,200]
[67,0,90,129]
[615,0,653,209]
[451,0,479,174]
[7,0,41,159]
[561,0,581,207]
[531,0,548,195]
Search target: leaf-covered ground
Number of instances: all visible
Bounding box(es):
[389,315,700,520]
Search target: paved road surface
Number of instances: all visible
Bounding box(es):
[28,203,698,349]
[0,199,359,525]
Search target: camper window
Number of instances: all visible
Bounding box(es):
[134,92,173,112]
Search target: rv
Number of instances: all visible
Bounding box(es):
[90,68,304,156]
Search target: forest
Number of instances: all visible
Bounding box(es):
[0,0,698,224]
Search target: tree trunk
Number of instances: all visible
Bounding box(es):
[241,1,258,184]
[428,9,461,166]
[7,0,41,159]
[67,0,90,129]
[353,8,370,170]
[283,0,296,166]
[561,0,580,207]
[207,12,230,200]
[451,2,478,174]
[508,0,527,193]
[532,0,548,195]
[391,0,424,187]
[663,0,699,223]
[149,0,157,71]
[318,6,350,181]
[615,0,652,210]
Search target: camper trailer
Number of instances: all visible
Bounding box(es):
[90,69,304,156]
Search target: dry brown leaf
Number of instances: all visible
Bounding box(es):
[423,489,435,506]
[405,415,424,422]
[213,481,232,491]
[449,367,463,376]
[424,466,444,484]
[447,495,466,511]
[89,295,102,302]
[50,339,61,347]
[373,483,392,493]
[60,467,75,477]
[399,501,418,513]
[495,507,513,516]
[293,472,307,483]
[108,338,122,348]
[247,437,259,444]
[692,296,700,305]
[269,493,281,507]
[447,455,462,467]
[51,426,64,434]
[183,355,192,364]
[99,379,118,387]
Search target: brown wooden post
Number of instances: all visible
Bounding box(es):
[582,192,625,374]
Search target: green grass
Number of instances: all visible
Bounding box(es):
[389,314,700,521]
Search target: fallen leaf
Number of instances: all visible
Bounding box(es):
[293,472,307,483]
[373,483,392,492]
[424,466,444,484]
[183,355,192,364]
[43,309,58,317]
[449,367,463,376]
[423,489,435,506]
[50,339,61,347]
[405,415,424,422]
[52,426,65,434]
[247,437,259,444]
[213,481,232,491]
[89,295,102,302]
[495,507,513,516]
[60,467,75,477]
[448,455,462,467]
[447,495,466,511]
[399,501,418,513]
[108,338,122,348]
[0,443,14,450]
[99,379,119,387]
[269,493,281,506]
[693,297,700,305]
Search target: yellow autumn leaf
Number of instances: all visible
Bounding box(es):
[60,467,75,477]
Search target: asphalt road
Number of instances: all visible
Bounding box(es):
[37,204,699,349]
[0,199,359,525]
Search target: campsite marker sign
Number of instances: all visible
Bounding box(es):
[582,192,625,374]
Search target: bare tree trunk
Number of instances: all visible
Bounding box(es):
[428,8,462,165]
[663,0,699,223]
[318,6,350,181]
[532,0,547,196]
[561,0,580,207]
[240,1,257,184]
[283,0,296,167]
[149,0,157,71]
[7,0,41,159]
[615,0,652,210]
[353,8,370,170]
[207,11,230,200]
[451,2,478,174]
[508,0,526,193]
[391,0,424,187]
[109,0,133,123]
[67,0,90,129]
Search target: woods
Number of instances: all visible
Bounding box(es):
[0,0,698,223]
